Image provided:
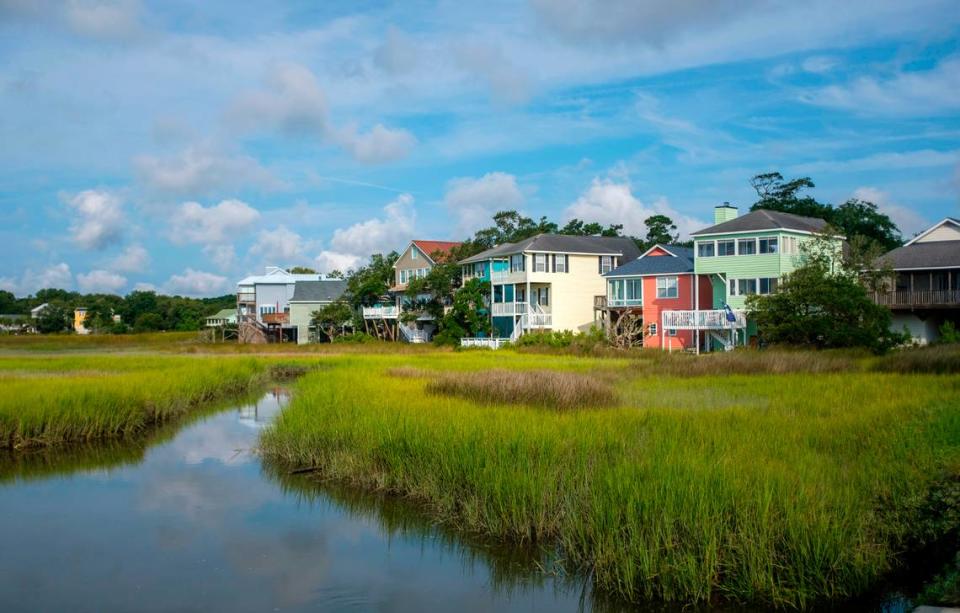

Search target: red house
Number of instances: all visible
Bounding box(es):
[602,245,713,350]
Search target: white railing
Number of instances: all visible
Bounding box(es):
[662,309,747,330]
[400,326,428,343]
[492,301,527,316]
[491,270,515,283]
[492,302,552,327]
[510,319,523,342]
[362,305,399,319]
[608,298,642,308]
[461,337,510,349]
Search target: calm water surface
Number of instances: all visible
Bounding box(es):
[0,389,617,613]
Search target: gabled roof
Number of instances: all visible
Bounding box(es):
[878,241,960,270]
[691,209,830,237]
[459,234,641,264]
[290,280,348,303]
[904,217,960,246]
[410,240,462,263]
[237,267,322,286]
[604,245,695,277]
[206,308,236,319]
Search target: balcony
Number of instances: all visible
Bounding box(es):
[362,305,399,319]
[237,292,256,303]
[608,298,642,309]
[261,312,289,325]
[662,309,747,330]
[871,289,960,309]
[492,302,552,328]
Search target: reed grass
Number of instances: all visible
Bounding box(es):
[261,352,960,608]
[426,368,616,409]
[0,355,274,449]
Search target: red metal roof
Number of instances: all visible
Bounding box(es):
[411,240,461,262]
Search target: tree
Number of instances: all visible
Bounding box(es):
[133,312,164,332]
[745,239,903,352]
[345,252,399,308]
[288,266,317,274]
[560,219,624,237]
[748,172,902,252]
[433,278,492,345]
[0,290,21,314]
[310,300,354,341]
[326,269,345,279]
[643,214,678,247]
[35,303,69,334]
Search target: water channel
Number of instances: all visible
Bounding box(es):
[0,388,929,611]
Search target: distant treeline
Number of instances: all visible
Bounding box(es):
[0,288,235,334]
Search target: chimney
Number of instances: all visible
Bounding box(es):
[714,202,738,225]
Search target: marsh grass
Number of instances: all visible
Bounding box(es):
[872,344,960,374]
[426,368,617,409]
[261,352,960,608]
[0,355,303,449]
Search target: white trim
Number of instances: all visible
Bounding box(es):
[887,265,960,271]
[904,218,960,246]
[393,241,437,268]
[605,271,694,279]
[525,249,624,256]
[639,244,678,258]
[692,228,843,239]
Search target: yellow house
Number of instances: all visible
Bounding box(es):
[74,308,90,335]
[460,234,641,340]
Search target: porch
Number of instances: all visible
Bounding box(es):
[362,305,400,319]
[870,289,960,309]
[491,301,552,328]
[662,309,747,330]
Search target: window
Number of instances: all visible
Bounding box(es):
[717,240,735,256]
[510,254,525,273]
[656,276,678,299]
[534,253,547,272]
[608,280,624,301]
[493,285,503,303]
[516,286,526,303]
[648,323,657,336]
[729,278,736,296]
[554,254,568,273]
[259,305,276,315]
[419,268,427,278]
[783,236,798,254]
[534,286,549,306]
[698,242,715,257]
[411,248,418,260]
[759,237,778,254]
[626,279,642,302]
[668,328,678,337]
[737,238,756,255]
[399,269,408,284]
[737,278,758,296]
[599,255,614,274]
[759,278,778,295]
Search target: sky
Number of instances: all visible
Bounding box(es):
[1,0,959,297]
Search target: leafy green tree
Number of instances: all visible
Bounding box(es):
[433,278,492,345]
[746,240,903,353]
[288,266,317,274]
[345,252,399,308]
[749,172,902,251]
[643,214,678,247]
[0,290,21,314]
[133,312,164,332]
[326,269,345,279]
[559,219,624,237]
[310,300,354,341]
[36,303,70,333]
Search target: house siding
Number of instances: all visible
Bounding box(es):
[640,273,712,349]
[394,244,432,288]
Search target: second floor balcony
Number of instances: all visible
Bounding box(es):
[362,305,400,319]
[871,289,960,309]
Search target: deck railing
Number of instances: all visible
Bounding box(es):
[261,312,289,325]
[662,309,747,330]
[362,305,399,319]
[493,302,552,327]
[460,337,510,349]
[237,292,256,303]
[871,289,960,308]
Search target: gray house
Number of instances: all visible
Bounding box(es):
[289,279,348,344]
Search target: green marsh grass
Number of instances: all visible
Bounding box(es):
[261,351,960,608]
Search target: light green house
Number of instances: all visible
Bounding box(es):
[289,279,348,344]
[692,205,843,344]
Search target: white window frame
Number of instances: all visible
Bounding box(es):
[648,323,657,336]
[759,277,778,295]
[697,242,715,258]
[656,276,679,299]
[737,238,756,256]
[600,256,614,274]
[717,240,736,256]
[626,279,642,302]
[534,253,547,273]
[510,254,525,273]
[759,237,779,254]
[736,278,757,296]
[668,328,678,337]
[555,254,568,273]
[411,248,418,260]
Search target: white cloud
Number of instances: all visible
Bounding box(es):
[228,62,329,137]
[249,225,308,262]
[64,189,125,250]
[444,172,525,235]
[109,244,150,273]
[334,123,417,164]
[563,178,707,239]
[64,0,143,41]
[0,263,73,296]
[135,146,279,196]
[802,56,960,115]
[790,149,960,175]
[454,42,533,104]
[163,268,229,297]
[852,187,930,238]
[202,244,236,271]
[77,268,127,293]
[801,55,838,74]
[132,281,157,292]
[374,26,418,74]
[314,193,415,272]
[170,199,261,245]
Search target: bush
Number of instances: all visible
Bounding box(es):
[939,321,960,345]
[513,327,610,353]
[331,332,377,344]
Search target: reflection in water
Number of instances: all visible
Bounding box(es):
[0,388,631,612]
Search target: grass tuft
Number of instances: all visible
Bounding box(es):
[426,368,616,409]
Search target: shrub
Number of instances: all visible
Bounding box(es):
[939,321,960,345]
[332,332,377,344]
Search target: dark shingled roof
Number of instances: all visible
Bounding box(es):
[604,245,694,277]
[691,209,830,236]
[879,241,960,270]
[459,234,641,264]
[290,280,348,303]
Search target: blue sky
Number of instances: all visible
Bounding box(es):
[1,0,959,297]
